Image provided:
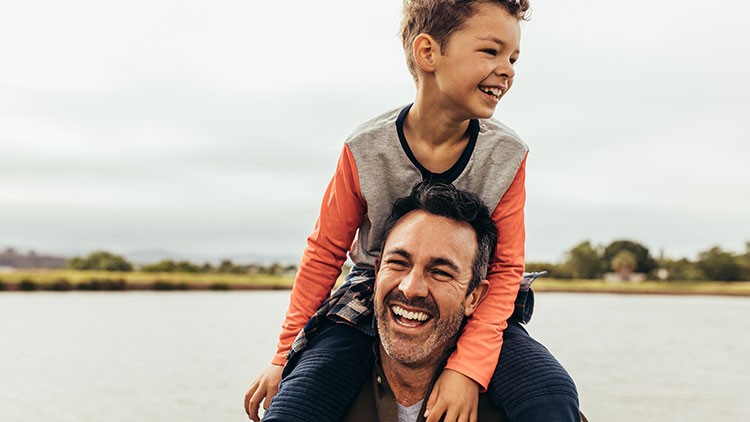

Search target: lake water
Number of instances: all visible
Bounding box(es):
[0,291,748,421]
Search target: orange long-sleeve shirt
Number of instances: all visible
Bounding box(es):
[272,106,527,390]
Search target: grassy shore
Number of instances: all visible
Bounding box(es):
[1,270,749,296]
[0,269,297,291]
[532,278,750,297]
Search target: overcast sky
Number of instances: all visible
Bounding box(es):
[1,0,749,263]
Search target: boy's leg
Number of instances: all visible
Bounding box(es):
[488,318,580,422]
[262,318,375,422]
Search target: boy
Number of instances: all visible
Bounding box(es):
[245,1,580,420]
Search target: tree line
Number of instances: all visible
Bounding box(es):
[54,239,750,282]
[66,251,296,276]
[525,240,750,282]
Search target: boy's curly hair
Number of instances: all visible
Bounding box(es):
[400,0,531,81]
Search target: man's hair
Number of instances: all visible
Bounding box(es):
[400,0,531,81]
[382,181,498,294]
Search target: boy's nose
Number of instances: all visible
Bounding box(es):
[495,61,515,80]
[398,270,429,299]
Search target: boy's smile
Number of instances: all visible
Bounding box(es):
[425,3,521,121]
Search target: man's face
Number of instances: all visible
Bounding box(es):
[374,210,486,366]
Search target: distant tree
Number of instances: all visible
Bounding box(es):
[603,240,657,274]
[143,260,201,273]
[696,246,740,281]
[611,250,637,279]
[217,259,246,274]
[267,263,283,276]
[738,242,750,281]
[657,258,704,281]
[175,261,201,273]
[141,260,178,273]
[67,251,133,272]
[217,259,235,273]
[562,241,605,279]
[524,262,572,279]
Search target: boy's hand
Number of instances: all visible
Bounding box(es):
[244,364,283,421]
[424,369,480,422]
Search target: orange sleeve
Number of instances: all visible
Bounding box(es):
[444,154,527,390]
[271,144,366,365]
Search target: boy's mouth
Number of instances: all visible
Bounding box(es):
[479,86,504,99]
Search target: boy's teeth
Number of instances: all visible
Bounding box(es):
[480,87,502,98]
[391,305,429,322]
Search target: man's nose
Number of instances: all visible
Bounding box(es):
[398,270,429,299]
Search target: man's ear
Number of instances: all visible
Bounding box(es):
[413,33,439,74]
[464,279,490,317]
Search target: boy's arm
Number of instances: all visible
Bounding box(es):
[443,154,527,390]
[271,144,366,365]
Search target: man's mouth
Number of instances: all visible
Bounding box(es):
[390,304,431,328]
[479,86,504,99]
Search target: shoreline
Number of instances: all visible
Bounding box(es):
[1,273,749,297]
[1,286,747,297]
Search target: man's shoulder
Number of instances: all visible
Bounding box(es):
[477,393,508,421]
[344,105,404,147]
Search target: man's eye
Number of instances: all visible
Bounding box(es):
[481,49,497,56]
[387,260,408,268]
[431,270,452,280]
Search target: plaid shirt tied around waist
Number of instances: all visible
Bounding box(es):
[287,267,547,364]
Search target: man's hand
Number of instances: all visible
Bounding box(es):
[244,364,283,421]
[424,369,480,422]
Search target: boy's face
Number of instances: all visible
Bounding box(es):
[430,3,521,120]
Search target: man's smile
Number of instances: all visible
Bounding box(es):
[389,304,432,328]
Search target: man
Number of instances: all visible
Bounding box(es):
[342,182,508,421]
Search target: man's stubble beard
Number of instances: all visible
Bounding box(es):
[375,290,465,366]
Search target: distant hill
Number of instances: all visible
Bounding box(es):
[0,248,67,269]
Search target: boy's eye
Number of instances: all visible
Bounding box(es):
[510,57,518,65]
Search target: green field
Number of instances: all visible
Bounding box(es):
[1,270,749,296]
[0,269,298,291]
[532,278,750,296]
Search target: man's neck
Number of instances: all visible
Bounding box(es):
[379,344,442,407]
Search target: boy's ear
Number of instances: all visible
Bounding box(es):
[413,33,439,74]
[464,279,489,317]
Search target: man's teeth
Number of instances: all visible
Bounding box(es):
[391,305,429,322]
[479,86,502,98]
